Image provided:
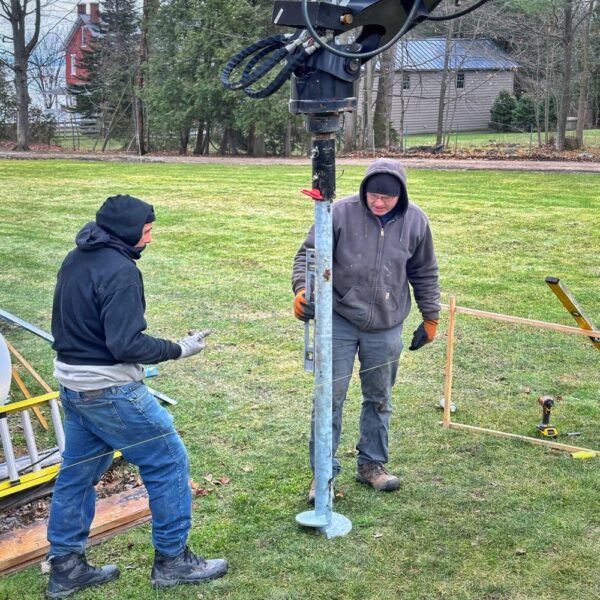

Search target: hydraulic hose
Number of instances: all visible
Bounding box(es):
[240,39,294,87]
[299,0,422,61]
[220,34,290,91]
[243,48,308,99]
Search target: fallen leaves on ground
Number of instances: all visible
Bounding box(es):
[0,459,142,534]
[190,474,231,497]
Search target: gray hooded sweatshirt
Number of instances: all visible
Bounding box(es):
[292,158,440,331]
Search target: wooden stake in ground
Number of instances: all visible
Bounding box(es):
[442,296,456,429]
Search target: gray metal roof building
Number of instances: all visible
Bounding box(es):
[368,37,520,134]
[395,38,520,72]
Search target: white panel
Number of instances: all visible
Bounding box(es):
[0,334,11,406]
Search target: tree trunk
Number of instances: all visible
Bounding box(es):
[8,0,41,151]
[13,61,30,151]
[435,22,454,148]
[284,119,292,156]
[396,40,407,150]
[179,128,190,155]
[219,127,235,155]
[253,134,265,157]
[204,125,211,154]
[343,110,356,152]
[247,124,265,157]
[544,90,550,145]
[575,0,594,147]
[555,0,574,151]
[362,61,374,150]
[373,45,396,149]
[135,0,152,156]
[535,103,543,147]
[193,121,205,155]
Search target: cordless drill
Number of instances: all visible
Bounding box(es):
[537,395,558,437]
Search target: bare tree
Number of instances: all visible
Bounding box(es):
[135,0,158,155]
[475,0,595,150]
[373,44,396,149]
[28,31,62,110]
[575,0,596,146]
[361,60,374,150]
[0,0,43,150]
[435,21,454,147]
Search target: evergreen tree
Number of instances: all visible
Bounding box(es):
[68,0,141,149]
[512,94,537,131]
[145,0,301,155]
[490,90,517,132]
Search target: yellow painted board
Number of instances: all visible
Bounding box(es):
[0,452,121,498]
[0,392,59,416]
[0,464,60,497]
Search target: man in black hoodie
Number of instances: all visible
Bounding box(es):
[46,195,227,599]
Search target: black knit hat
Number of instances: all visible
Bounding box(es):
[364,173,401,197]
[96,195,155,247]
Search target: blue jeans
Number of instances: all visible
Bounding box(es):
[310,312,404,475]
[47,381,191,558]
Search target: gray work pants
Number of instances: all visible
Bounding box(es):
[309,311,404,475]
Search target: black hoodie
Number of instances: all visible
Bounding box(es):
[51,199,181,366]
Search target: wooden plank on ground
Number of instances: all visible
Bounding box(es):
[447,422,599,454]
[0,486,150,576]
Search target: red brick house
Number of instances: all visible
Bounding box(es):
[64,3,101,86]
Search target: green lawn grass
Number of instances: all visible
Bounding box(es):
[0,160,598,599]
[404,128,600,151]
[51,134,130,152]
[52,129,600,154]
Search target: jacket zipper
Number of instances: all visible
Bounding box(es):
[365,221,389,328]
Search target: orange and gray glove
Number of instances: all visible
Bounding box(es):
[293,289,315,322]
[409,320,438,351]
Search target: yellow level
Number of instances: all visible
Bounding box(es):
[546,277,600,352]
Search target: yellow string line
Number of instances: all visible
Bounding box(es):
[0,355,407,490]
[6,318,595,490]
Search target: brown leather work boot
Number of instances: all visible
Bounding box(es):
[356,462,400,492]
[308,478,336,505]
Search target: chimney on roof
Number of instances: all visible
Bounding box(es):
[90,3,100,21]
[77,3,86,15]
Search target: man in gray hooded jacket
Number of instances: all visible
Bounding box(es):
[292,158,440,500]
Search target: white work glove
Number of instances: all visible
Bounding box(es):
[177,329,210,359]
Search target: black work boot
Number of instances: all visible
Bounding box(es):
[151,545,228,588]
[46,553,119,599]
